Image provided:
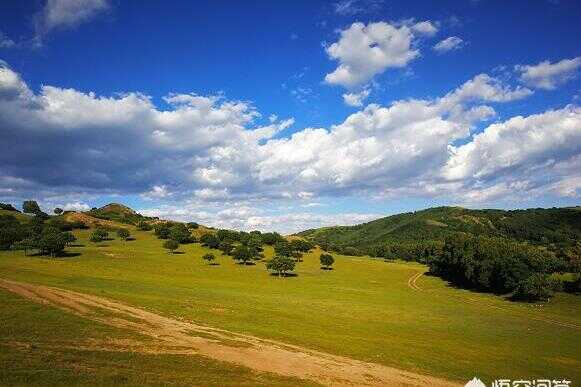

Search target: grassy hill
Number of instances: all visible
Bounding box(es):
[297,206,581,254]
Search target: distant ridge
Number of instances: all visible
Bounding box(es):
[297,206,581,255]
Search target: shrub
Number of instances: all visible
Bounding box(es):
[202,253,215,264]
[163,239,179,253]
[320,253,335,269]
[90,228,109,243]
[117,228,131,241]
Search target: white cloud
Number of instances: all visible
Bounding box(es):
[342,89,370,107]
[515,57,581,90]
[411,21,438,37]
[2,60,577,229]
[443,105,581,181]
[56,201,90,211]
[433,36,464,53]
[34,0,110,43]
[324,21,423,88]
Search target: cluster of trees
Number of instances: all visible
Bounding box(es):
[0,201,80,257]
[428,235,575,301]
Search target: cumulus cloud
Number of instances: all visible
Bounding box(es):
[1,60,577,229]
[433,36,464,53]
[324,21,430,88]
[34,0,110,43]
[342,89,370,107]
[515,57,581,90]
[62,201,91,211]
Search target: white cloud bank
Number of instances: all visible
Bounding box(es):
[0,61,579,231]
[515,57,581,90]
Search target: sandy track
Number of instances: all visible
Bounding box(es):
[0,278,460,387]
[407,272,423,291]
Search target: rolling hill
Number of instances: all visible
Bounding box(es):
[297,206,581,254]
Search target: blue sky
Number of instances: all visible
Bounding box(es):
[0,0,580,232]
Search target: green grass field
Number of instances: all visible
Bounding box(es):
[1,226,580,385]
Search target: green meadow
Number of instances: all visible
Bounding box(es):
[1,226,580,384]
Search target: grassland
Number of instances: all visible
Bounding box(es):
[1,226,580,385]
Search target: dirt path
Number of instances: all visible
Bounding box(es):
[0,278,460,387]
[407,272,423,291]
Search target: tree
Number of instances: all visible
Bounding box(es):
[38,227,67,257]
[513,273,559,302]
[169,224,191,243]
[137,221,152,231]
[90,228,109,243]
[187,222,199,229]
[23,200,41,215]
[266,256,296,277]
[320,253,335,270]
[163,239,179,254]
[232,245,254,265]
[154,224,171,239]
[200,233,220,249]
[62,232,77,246]
[202,253,216,265]
[117,228,131,241]
[53,208,64,216]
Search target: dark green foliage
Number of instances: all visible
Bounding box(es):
[154,224,171,239]
[53,208,63,215]
[266,256,296,276]
[261,232,285,245]
[298,206,581,256]
[38,227,67,257]
[169,224,192,244]
[116,228,131,241]
[137,221,152,231]
[202,253,215,264]
[62,232,77,246]
[163,239,179,253]
[200,233,220,249]
[0,215,28,250]
[232,245,255,265]
[187,222,199,229]
[0,203,19,212]
[218,241,234,255]
[90,228,109,243]
[429,235,562,296]
[22,200,41,215]
[512,273,560,302]
[320,253,335,269]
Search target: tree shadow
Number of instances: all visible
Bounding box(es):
[57,251,82,258]
[269,272,298,278]
[209,262,220,266]
[236,261,256,265]
[69,243,85,247]
[320,267,334,270]
[172,251,185,255]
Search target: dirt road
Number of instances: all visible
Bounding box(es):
[0,278,460,387]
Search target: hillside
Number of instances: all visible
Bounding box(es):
[297,206,581,254]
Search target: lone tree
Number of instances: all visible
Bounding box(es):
[163,239,179,254]
[90,228,109,243]
[23,200,41,215]
[266,256,296,277]
[202,253,216,265]
[320,253,335,270]
[116,228,131,241]
[53,207,63,215]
